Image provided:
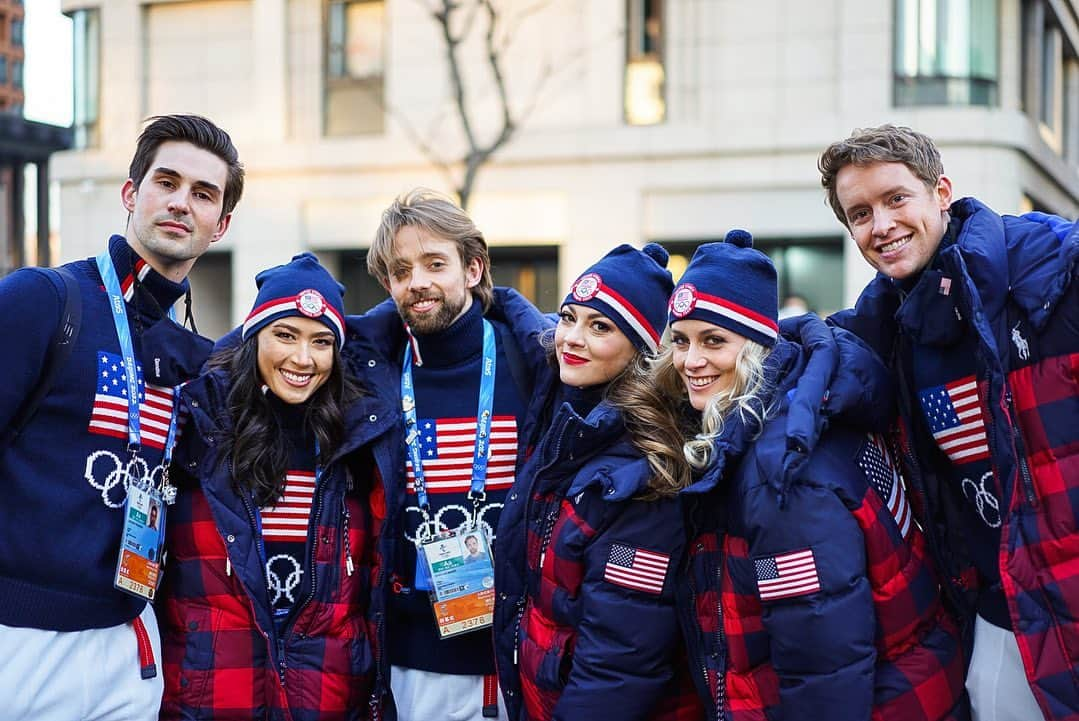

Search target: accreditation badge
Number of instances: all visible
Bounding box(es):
[114,484,166,601]
[418,526,496,639]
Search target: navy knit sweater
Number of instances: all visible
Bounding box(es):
[0,235,209,631]
[388,300,529,675]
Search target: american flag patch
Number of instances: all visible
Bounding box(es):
[405,416,518,493]
[918,375,990,465]
[859,434,912,539]
[754,548,821,601]
[261,470,315,542]
[603,543,670,594]
[88,351,176,450]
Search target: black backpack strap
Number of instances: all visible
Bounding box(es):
[0,267,82,450]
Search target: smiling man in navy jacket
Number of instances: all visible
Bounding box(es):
[347,189,554,721]
[821,124,1078,721]
[0,114,244,720]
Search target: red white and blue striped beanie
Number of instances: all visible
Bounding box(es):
[668,230,779,347]
[563,243,674,355]
[242,252,346,346]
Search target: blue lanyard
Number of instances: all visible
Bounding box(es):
[401,319,496,512]
[95,250,180,457]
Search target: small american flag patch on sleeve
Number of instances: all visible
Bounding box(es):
[754,548,821,601]
[603,543,670,595]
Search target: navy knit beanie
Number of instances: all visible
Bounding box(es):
[242,252,346,346]
[563,243,674,354]
[667,230,779,347]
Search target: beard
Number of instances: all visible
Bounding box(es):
[398,290,469,335]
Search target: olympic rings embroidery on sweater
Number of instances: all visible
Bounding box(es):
[83,449,167,509]
[403,501,504,544]
[961,471,1002,528]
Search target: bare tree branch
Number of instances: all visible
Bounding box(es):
[479,0,515,149]
[436,0,481,158]
[392,0,604,207]
[497,0,554,53]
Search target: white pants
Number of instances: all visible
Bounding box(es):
[391,665,509,721]
[0,603,163,721]
[967,614,1046,721]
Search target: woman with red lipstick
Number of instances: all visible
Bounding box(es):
[655,231,968,721]
[158,253,397,721]
[493,244,703,721]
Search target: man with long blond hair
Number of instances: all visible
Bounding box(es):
[351,189,554,721]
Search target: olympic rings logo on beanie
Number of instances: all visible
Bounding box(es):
[296,289,327,318]
[669,283,698,318]
[571,273,602,302]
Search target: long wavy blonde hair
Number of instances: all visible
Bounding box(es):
[652,336,773,471]
[606,353,694,498]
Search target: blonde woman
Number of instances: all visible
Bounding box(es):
[657,231,969,721]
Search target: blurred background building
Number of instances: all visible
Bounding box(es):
[50,0,1079,338]
[0,0,70,275]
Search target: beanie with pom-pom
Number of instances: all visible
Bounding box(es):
[562,242,674,354]
[667,229,779,347]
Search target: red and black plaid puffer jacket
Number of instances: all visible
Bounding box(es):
[836,201,1079,721]
[678,335,969,721]
[158,370,398,721]
[494,398,703,721]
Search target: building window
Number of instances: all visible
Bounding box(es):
[72,8,101,149]
[0,56,7,86]
[624,0,665,125]
[1022,0,1079,157]
[490,247,560,312]
[11,60,20,89]
[894,0,999,106]
[324,0,385,137]
[11,18,22,47]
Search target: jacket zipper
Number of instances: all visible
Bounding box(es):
[277,462,331,684]
[1003,391,1036,506]
[686,544,710,719]
[513,415,572,664]
[369,610,385,721]
[713,552,726,718]
[234,464,281,685]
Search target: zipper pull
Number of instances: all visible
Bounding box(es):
[346,555,355,576]
[226,557,231,576]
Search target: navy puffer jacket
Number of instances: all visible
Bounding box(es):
[677,321,968,721]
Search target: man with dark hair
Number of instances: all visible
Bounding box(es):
[0,114,244,719]
[820,124,1078,721]
[350,188,553,721]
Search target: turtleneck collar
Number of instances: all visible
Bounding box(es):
[107,234,191,317]
[265,389,314,435]
[410,298,484,368]
[560,383,607,418]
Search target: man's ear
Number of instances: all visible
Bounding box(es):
[465,257,483,289]
[210,213,232,243]
[121,179,137,213]
[935,175,954,210]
